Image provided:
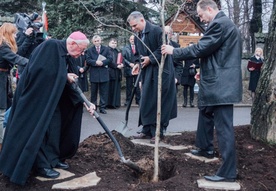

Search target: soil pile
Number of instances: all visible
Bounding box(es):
[0,125,275,190]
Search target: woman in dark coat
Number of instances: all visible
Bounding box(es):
[0,23,28,151]
[107,39,123,108]
[181,43,199,107]
[248,47,264,100]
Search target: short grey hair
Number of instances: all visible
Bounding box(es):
[127,11,144,22]
[92,35,101,41]
[67,37,89,45]
[197,0,218,11]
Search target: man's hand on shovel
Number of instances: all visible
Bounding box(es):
[69,74,96,116]
[84,102,96,116]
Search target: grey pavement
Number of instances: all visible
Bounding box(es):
[80,105,251,142]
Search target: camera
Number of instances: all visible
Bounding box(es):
[14,12,43,36]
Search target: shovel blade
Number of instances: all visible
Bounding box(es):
[115,121,129,135]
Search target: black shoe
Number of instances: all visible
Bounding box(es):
[36,168,60,178]
[99,109,107,114]
[124,102,128,106]
[132,133,151,139]
[182,103,187,107]
[191,149,214,158]
[190,103,195,107]
[55,162,69,169]
[204,175,235,182]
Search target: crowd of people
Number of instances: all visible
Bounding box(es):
[0,0,265,186]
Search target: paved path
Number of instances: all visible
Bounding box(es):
[80,105,251,142]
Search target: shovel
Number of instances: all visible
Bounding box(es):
[116,68,142,135]
[72,81,143,173]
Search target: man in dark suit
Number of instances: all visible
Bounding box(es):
[162,0,242,183]
[122,35,140,106]
[127,11,177,144]
[86,35,112,114]
[164,26,183,93]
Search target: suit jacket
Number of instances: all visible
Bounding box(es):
[86,45,112,83]
[173,11,242,106]
[122,44,139,77]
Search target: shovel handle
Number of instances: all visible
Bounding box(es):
[125,56,143,121]
[72,81,124,158]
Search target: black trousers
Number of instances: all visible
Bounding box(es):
[195,105,237,179]
[125,76,140,104]
[183,85,194,103]
[141,123,167,138]
[90,81,109,109]
[35,106,61,169]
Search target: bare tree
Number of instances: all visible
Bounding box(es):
[250,0,276,142]
[222,0,272,53]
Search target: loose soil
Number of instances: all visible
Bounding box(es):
[2,80,274,190]
[0,125,275,191]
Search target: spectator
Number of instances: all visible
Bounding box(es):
[248,47,264,101]
[0,31,95,185]
[0,23,28,152]
[162,0,242,182]
[122,35,141,106]
[69,53,89,92]
[86,35,112,114]
[181,42,200,107]
[164,26,183,92]
[128,11,177,144]
[15,14,45,82]
[107,38,123,108]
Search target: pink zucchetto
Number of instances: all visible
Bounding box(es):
[68,31,88,40]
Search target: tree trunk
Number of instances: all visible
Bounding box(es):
[250,0,276,142]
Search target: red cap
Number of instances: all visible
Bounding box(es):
[68,31,87,40]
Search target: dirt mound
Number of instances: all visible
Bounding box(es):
[0,125,275,190]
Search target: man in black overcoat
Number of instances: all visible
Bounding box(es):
[86,35,112,114]
[127,11,177,144]
[0,31,95,185]
[164,26,183,92]
[162,0,242,182]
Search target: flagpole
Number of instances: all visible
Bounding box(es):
[42,1,48,39]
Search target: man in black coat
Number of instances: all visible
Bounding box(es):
[164,26,183,91]
[0,31,95,185]
[127,11,177,144]
[107,38,123,108]
[181,42,200,107]
[162,0,242,183]
[86,35,112,114]
[122,35,140,106]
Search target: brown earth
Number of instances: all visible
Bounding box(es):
[2,80,273,190]
[0,125,275,191]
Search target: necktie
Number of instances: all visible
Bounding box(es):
[96,46,100,54]
[132,45,136,54]
[138,32,143,39]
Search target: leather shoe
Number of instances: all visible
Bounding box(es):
[191,149,214,158]
[204,175,235,182]
[132,133,151,139]
[36,168,60,179]
[55,162,69,169]
[99,109,107,114]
